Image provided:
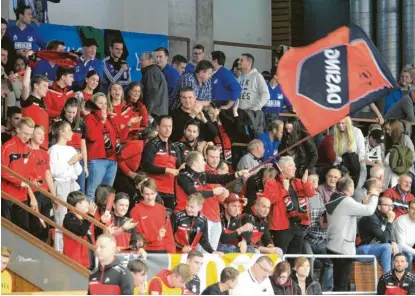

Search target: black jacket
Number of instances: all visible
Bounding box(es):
[242,168,267,214]
[141,64,168,117]
[240,213,273,247]
[88,257,134,295]
[186,274,201,295]
[377,270,415,295]
[219,214,250,246]
[358,210,396,245]
[270,277,302,295]
[291,273,323,295]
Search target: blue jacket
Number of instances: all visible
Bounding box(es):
[384,89,403,114]
[258,131,280,161]
[185,63,196,74]
[162,64,181,97]
[212,66,242,103]
[6,24,46,51]
[102,56,131,93]
[73,57,103,90]
[31,59,58,82]
[262,84,291,114]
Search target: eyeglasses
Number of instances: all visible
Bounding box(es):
[257,264,272,275]
[277,276,288,281]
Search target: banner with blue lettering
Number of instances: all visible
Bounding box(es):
[36,23,168,81]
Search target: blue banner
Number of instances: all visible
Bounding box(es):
[36,23,168,81]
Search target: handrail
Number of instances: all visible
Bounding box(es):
[1,190,96,251]
[1,217,90,277]
[10,291,87,295]
[1,165,107,231]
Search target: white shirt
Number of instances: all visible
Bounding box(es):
[230,268,274,295]
[49,144,82,182]
[393,214,415,255]
[364,136,382,162]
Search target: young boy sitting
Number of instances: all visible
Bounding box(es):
[63,191,97,268]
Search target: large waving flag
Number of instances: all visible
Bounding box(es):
[277,25,398,136]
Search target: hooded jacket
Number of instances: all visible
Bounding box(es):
[237,68,270,111]
[325,191,378,255]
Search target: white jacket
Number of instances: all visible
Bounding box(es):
[49,145,82,182]
[238,68,270,111]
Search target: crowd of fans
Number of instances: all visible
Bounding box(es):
[1,4,415,295]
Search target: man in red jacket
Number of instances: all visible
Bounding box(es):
[383,175,414,219]
[1,117,38,231]
[263,155,314,255]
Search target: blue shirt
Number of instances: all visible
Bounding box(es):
[162,64,181,97]
[211,66,242,102]
[262,84,291,114]
[6,24,46,51]
[384,89,403,114]
[170,72,212,110]
[258,131,280,161]
[31,59,58,83]
[73,56,103,90]
[185,63,195,73]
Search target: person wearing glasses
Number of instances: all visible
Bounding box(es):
[185,44,205,74]
[356,196,401,274]
[230,256,274,295]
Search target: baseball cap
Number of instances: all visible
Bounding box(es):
[83,39,98,47]
[224,193,242,204]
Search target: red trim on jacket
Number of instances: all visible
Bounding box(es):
[384,187,415,220]
[44,82,75,119]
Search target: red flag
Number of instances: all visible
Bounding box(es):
[28,50,79,69]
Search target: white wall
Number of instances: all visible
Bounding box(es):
[213,0,272,72]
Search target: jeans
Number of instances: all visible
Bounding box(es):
[356,243,393,274]
[77,159,86,193]
[197,220,222,254]
[86,159,117,201]
[403,251,414,272]
[217,244,256,254]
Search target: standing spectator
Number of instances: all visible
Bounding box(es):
[170,61,213,110]
[20,67,49,150]
[210,51,241,110]
[73,39,103,91]
[230,256,274,295]
[377,253,415,295]
[172,54,187,75]
[398,69,413,94]
[394,199,415,270]
[123,82,149,129]
[384,85,415,122]
[238,53,269,111]
[7,5,46,55]
[88,234,134,295]
[202,267,239,295]
[148,263,192,295]
[7,56,26,107]
[383,175,415,219]
[1,18,15,75]
[102,39,130,93]
[1,106,22,144]
[43,67,75,119]
[317,167,342,204]
[291,257,323,295]
[74,70,100,103]
[1,246,13,294]
[140,115,181,210]
[231,58,241,78]
[13,0,61,24]
[185,250,204,294]
[270,261,301,295]
[357,196,400,274]
[140,52,169,121]
[235,139,264,193]
[258,120,284,161]
[127,260,148,296]
[155,47,180,98]
[32,40,65,83]
[185,44,205,73]
[1,48,9,77]
[1,117,37,231]
[325,177,378,292]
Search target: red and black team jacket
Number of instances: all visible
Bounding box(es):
[175,166,236,212]
[172,210,214,253]
[140,136,181,195]
[377,270,415,295]
[212,121,232,164]
[31,147,50,192]
[240,213,273,247]
[63,212,93,268]
[44,82,75,119]
[175,137,199,163]
[219,214,249,246]
[21,95,49,150]
[88,257,134,295]
[124,101,149,128]
[383,186,415,220]
[110,214,138,250]
[116,140,144,176]
[1,136,35,202]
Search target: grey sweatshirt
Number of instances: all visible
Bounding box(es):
[325,192,378,255]
[384,95,415,122]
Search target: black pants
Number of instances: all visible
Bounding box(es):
[4,200,30,232]
[271,224,304,255]
[113,170,140,213]
[327,249,353,292]
[29,192,53,242]
[159,193,175,211]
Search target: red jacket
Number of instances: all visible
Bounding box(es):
[31,147,50,192]
[263,176,315,231]
[1,136,36,202]
[124,101,149,128]
[130,201,176,253]
[44,82,75,119]
[117,140,144,176]
[63,212,91,268]
[21,95,49,150]
[383,186,415,219]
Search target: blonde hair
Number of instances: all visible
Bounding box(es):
[1,246,11,257]
[187,193,204,206]
[294,256,309,271]
[334,116,355,155]
[141,178,158,193]
[92,92,113,112]
[172,263,193,283]
[18,117,35,129]
[107,82,125,103]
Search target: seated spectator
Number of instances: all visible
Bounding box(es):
[258,120,283,161]
[217,160,230,175]
[44,67,75,119]
[73,39,103,91]
[170,60,213,110]
[102,39,130,93]
[49,120,83,252]
[130,179,176,253]
[210,50,241,110]
[357,196,400,274]
[32,40,65,83]
[1,106,21,144]
[377,253,415,295]
[141,115,181,210]
[394,199,415,270]
[370,165,386,190]
[171,54,187,75]
[384,85,415,123]
[155,47,180,98]
[185,250,204,294]
[63,191,96,268]
[270,261,301,295]
[1,246,12,294]
[383,174,414,219]
[172,193,220,254]
[92,184,115,239]
[218,193,254,254]
[147,263,192,295]
[127,259,148,295]
[353,177,383,204]
[291,257,322,295]
[202,267,239,295]
[399,69,413,94]
[231,256,274,295]
[235,139,264,193]
[123,82,149,129]
[364,129,384,167]
[185,44,205,74]
[74,70,100,103]
[175,119,201,163]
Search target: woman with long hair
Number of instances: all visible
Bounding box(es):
[270,261,301,295]
[124,82,149,129]
[75,70,100,107]
[292,257,323,295]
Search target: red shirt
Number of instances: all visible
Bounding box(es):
[31,147,50,192]
[44,82,75,119]
[21,95,49,150]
